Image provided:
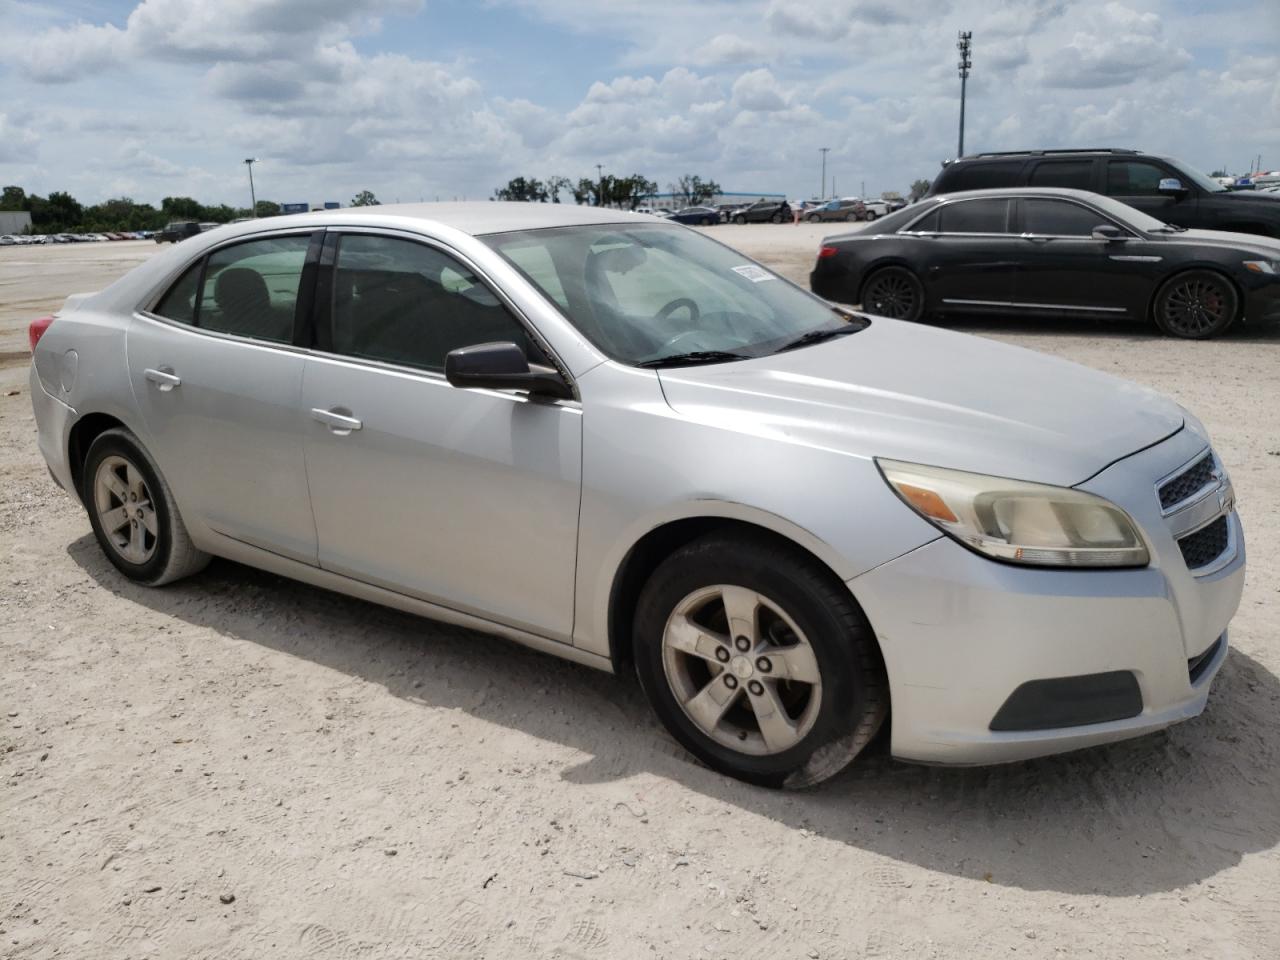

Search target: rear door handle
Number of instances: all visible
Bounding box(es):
[144,367,182,391]
[311,407,363,433]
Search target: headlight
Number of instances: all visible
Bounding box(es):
[1242,260,1278,275]
[877,459,1149,568]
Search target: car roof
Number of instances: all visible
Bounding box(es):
[926,187,1107,202]
[250,201,661,238]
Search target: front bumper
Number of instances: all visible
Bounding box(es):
[850,428,1244,765]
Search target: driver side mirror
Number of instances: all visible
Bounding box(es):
[1091,224,1129,242]
[445,341,573,400]
[1158,177,1186,194]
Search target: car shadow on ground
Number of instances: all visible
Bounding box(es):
[69,537,1280,898]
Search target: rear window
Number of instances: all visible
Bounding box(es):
[941,160,1025,192]
[1027,160,1095,190]
[937,198,1011,233]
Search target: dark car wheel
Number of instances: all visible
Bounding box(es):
[634,532,887,789]
[843,212,856,222]
[1153,270,1240,339]
[701,216,714,226]
[83,427,210,586]
[771,212,783,224]
[861,266,925,322]
[806,214,821,223]
[733,215,746,225]
[864,210,878,222]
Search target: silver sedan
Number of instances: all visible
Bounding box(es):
[29,203,1244,787]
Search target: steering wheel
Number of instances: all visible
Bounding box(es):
[654,297,700,325]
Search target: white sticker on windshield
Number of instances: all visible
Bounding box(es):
[731,264,776,283]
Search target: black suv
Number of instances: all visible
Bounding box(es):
[928,148,1280,238]
[155,220,203,243]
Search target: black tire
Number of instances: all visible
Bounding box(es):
[633,532,887,788]
[806,214,821,223]
[843,212,856,222]
[771,212,783,224]
[860,265,925,322]
[733,215,746,225]
[701,217,714,226]
[864,210,878,222]
[82,427,210,586]
[1152,270,1239,339]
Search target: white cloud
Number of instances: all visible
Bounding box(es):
[698,33,768,65]
[732,68,789,112]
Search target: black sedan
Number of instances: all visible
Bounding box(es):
[810,187,1280,339]
[731,199,792,224]
[667,206,721,226]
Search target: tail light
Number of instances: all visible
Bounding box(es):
[28,315,55,351]
[817,245,839,259]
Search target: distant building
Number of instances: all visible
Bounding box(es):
[0,211,33,234]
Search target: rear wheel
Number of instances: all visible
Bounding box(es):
[733,215,746,225]
[771,212,783,224]
[83,428,209,586]
[864,210,878,222]
[634,533,887,788]
[861,266,925,322]
[843,212,856,222]
[1153,270,1239,339]
[807,214,821,223]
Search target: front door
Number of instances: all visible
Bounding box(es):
[300,231,582,640]
[1010,197,1157,318]
[127,232,320,564]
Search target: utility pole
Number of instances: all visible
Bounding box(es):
[596,163,604,207]
[243,158,260,214]
[861,179,865,199]
[956,31,973,158]
[819,147,830,200]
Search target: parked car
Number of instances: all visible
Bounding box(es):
[805,199,865,223]
[810,187,1280,339]
[731,199,792,224]
[859,199,890,221]
[928,148,1280,239]
[29,202,1242,786]
[156,221,202,244]
[668,206,721,226]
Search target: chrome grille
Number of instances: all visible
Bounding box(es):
[1158,452,1214,511]
[1177,515,1230,570]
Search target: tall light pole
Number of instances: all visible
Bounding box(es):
[956,32,973,158]
[819,147,830,200]
[243,158,260,215]
[596,163,604,207]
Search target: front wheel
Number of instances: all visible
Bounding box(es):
[771,212,783,224]
[806,214,821,223]
[82,427,209,586]
[861,266,925,322]
[863,210,877,222]
[1152,270,1239,339]
[634,533,887,788]
[733,215,746,225]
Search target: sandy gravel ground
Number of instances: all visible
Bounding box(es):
[1,231,1278,960]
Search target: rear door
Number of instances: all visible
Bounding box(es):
[909,197,1020,312]
[127,231,322,563]
[1010,197,1156,318]
[299,230,582,639]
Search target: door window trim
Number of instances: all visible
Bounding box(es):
[138,228,325,352]
[308,225,580,404]
[1012,196,1137,240]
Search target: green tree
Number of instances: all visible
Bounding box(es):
[544,175,572,203]
[254,200,281,217]
[1,185,25,211]
[909,178,931,201]
[668,174,722,206]
[1209,169,1227,178]
[493,177,548,202]
[161,196,203,220]
[350,190,380,207]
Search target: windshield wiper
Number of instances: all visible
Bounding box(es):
[773,325,860,353]
[636,350,749,368]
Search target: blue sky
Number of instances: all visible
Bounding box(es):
[2,0,1277,208]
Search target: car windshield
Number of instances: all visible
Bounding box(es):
[1165,158,1227,194]
[484,222,863,366]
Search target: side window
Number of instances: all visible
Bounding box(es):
[1028,160,1094,190]
[1022,199,1112,236]
[948,160,1024,191]
[1107,160,1167,196]
[153,261,202,324]
[329,234,533,372]
[937,199,1010,234]
[905,209,941,232]
[199,235,310,342]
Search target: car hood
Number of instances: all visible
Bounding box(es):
[1165,228,1280,257]
[657,318,1184,487]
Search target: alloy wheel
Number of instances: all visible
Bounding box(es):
[661,584,823,756]
[93,454,158,564]
[862,269,920,320]
[1160,277,1230,337]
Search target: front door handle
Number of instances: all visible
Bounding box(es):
[144,367,182,391]
[311,407,363,434]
